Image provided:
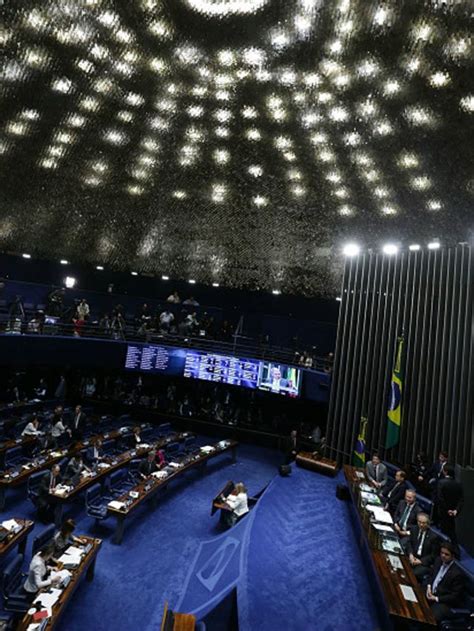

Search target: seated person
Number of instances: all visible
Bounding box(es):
[23,543,61,600]
[365,453,388,489]
[156,449,167,469]
[64,454,90,482]
[221,482,249,528]
[53,519,84,558]
[381,469,408,514]
[139,451,157,479]
[426,542,465,624]
[37,465,61,522]
[130,426,142,448]
[406,513,439,581]
[393,489,421,542]
[21,415,43,437]
[86,438,104,467]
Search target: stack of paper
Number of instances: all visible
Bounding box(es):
[361,491,381,505]
[151,471,168,479]
[200,446,215,453]
[359,483,374,492]
[1,519,21,533]
[53,485,71,496]
[58,546,82,568]
[33,587,62,615]
[365,505,393,524]
[372,523,394,533]
[108,500,125,510]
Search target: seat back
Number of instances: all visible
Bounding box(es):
[141,428,153,442]
[5,446,22,465]
[27,470,45,502]
[158,423,171,436]
[166,442,179,456]
[102,439,115,454]
[86,483,102,506]
[110,469,126,488]
[2,554,23,598]
[32,524,55,556]
[184,436,196,450]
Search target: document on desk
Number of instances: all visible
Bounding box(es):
[388,554,403,570]
[361,491,382,505]
[366,506,393,524]
[355,471,365,479]
[1,518,20,532]
[400,585,418,602]
[58,546,82,567]
[372,523,394,532]
[108,500,125,510]
[359,483,373,492]
[34,587,62,612]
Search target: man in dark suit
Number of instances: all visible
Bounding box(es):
[393,489,421,542]
[426,542,465,624]
[70,404,87,440]
[284,430,300,465]
[37,464,61,523]
[365,453,388,490]
[406,513,439,581]
[436,466,464,544]
[86,438,104,467]
[64,454,89,482]
[139,451,158,479]
[381,469,408,514]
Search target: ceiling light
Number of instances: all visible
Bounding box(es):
[60,259,69,265]
[65,276,76,288]
[409,244,421,251]
[162,275,169,281]
[188,279,196,284]
[22,253,31,259]
[335,296,342,302]
[343,243,360,257]
[427,241,440,250]
[96,266,104,271]
[131,271,138,276]
[272,289,281,295]
[382,244,398,255]
[212,282,219,287]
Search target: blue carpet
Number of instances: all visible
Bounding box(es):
[238,466,382,631]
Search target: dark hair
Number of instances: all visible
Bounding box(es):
[440,541,458,558]
[440,450,449,458]
[445,465,455,478]
[372,452,380,459]
[397,470,407,479]
[61,519,76,535]
[39,542,55,558]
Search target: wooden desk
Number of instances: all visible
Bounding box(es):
[50,432,191,527]
[296,452,338,476]
[343,465,436,628]
[0,518,34,558]
[211,480,235,516]
[17,536,102,631]
[0,435,37,467]
[161,601,196,631]
[108,441,238,544]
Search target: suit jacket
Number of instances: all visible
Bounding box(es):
[382,480,409,512]
[406,526,439,566]
[394,500,421,530]
[70,412,87,437]
[86,446,103,465]
[139,459,157,477]
[426,460,447,482]
[437,478,464,513]
[38,471,59,507]
[366,462,388,488]
[64,458,83,481]
[429,558,465,606]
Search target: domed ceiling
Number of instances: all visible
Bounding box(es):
[0,0,472,295]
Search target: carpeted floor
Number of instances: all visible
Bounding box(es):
[0,444,382,631]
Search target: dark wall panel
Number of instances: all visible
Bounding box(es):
[326,244,473,467]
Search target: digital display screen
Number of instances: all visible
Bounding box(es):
[257,362,301,397]
[124,344,302,397]
[183,351,260,388]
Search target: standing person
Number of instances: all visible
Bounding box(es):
[436,466,463,544]
[76,298,90,320]
[365,453,388,489]
[37,465,61,523]
[70,404,87,440]
[285,430,300,464]
[166,291,180,304]
[221,482,249,528]
[86,438,104,467]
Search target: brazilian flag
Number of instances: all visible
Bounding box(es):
[353,416,368,467]
[385,335,404,449]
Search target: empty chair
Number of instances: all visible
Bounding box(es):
[1,554,30,613]
[31,524,55,556]
[157,423,171,436]
[141,427,153,442]
[166,442,180,458]
[85,483,109,523]
[118,414,131,426]
[5,446,28,468]
[102,439,116,455]
[105,469,129,497]
[127,459,142,485]
[183,436,198,453]
[27,471,46,509]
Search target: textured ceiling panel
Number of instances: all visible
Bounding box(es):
[0,0,472,295]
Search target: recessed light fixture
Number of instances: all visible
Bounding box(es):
[96,266,104,271]
[188,279,196,284]
[336,296,342,302]
[60,259,69,265]
[22,253,31,259]
[161,275,169,281]
[212,282,219,287]
[64,276,76,288]
[427,241,440,250]
[131,271,138,276]
[382,244,398,255]
[272,289,281,295]
[342,243,361,257]
[409,244,421,251]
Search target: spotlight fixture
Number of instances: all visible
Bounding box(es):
[22,253,31,259]
[335,296,342,302]
[64,276,76,288]
[161,275,169,281]
[382,244,398,255]
[188,279,196,284]
[342,243,361,257]
[60,259,69,265]
[212,282,219,287]
[409,244,420,251]
[96,266,104,271]
[272,289,281,295]
[131,271,138,276]
[427,241,440,250]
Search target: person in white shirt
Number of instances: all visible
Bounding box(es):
[23,543,60,599]
[159,309,174,332]
[76,298,90,320]
[166,291,180,304]
[22,416,42,437]
[222,482,249,528]
[51,417,69,445]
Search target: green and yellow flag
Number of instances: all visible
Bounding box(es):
[385,335,404,449]
[353,415,368,467]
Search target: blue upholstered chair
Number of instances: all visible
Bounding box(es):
[440,565,474,630]
[31,524,55,556]
[1,554,29,613]
[27,470,46,509]
[105,470,129,498]
[157,423,172,436]
[166,442,180,458]
[85,483,109,522]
